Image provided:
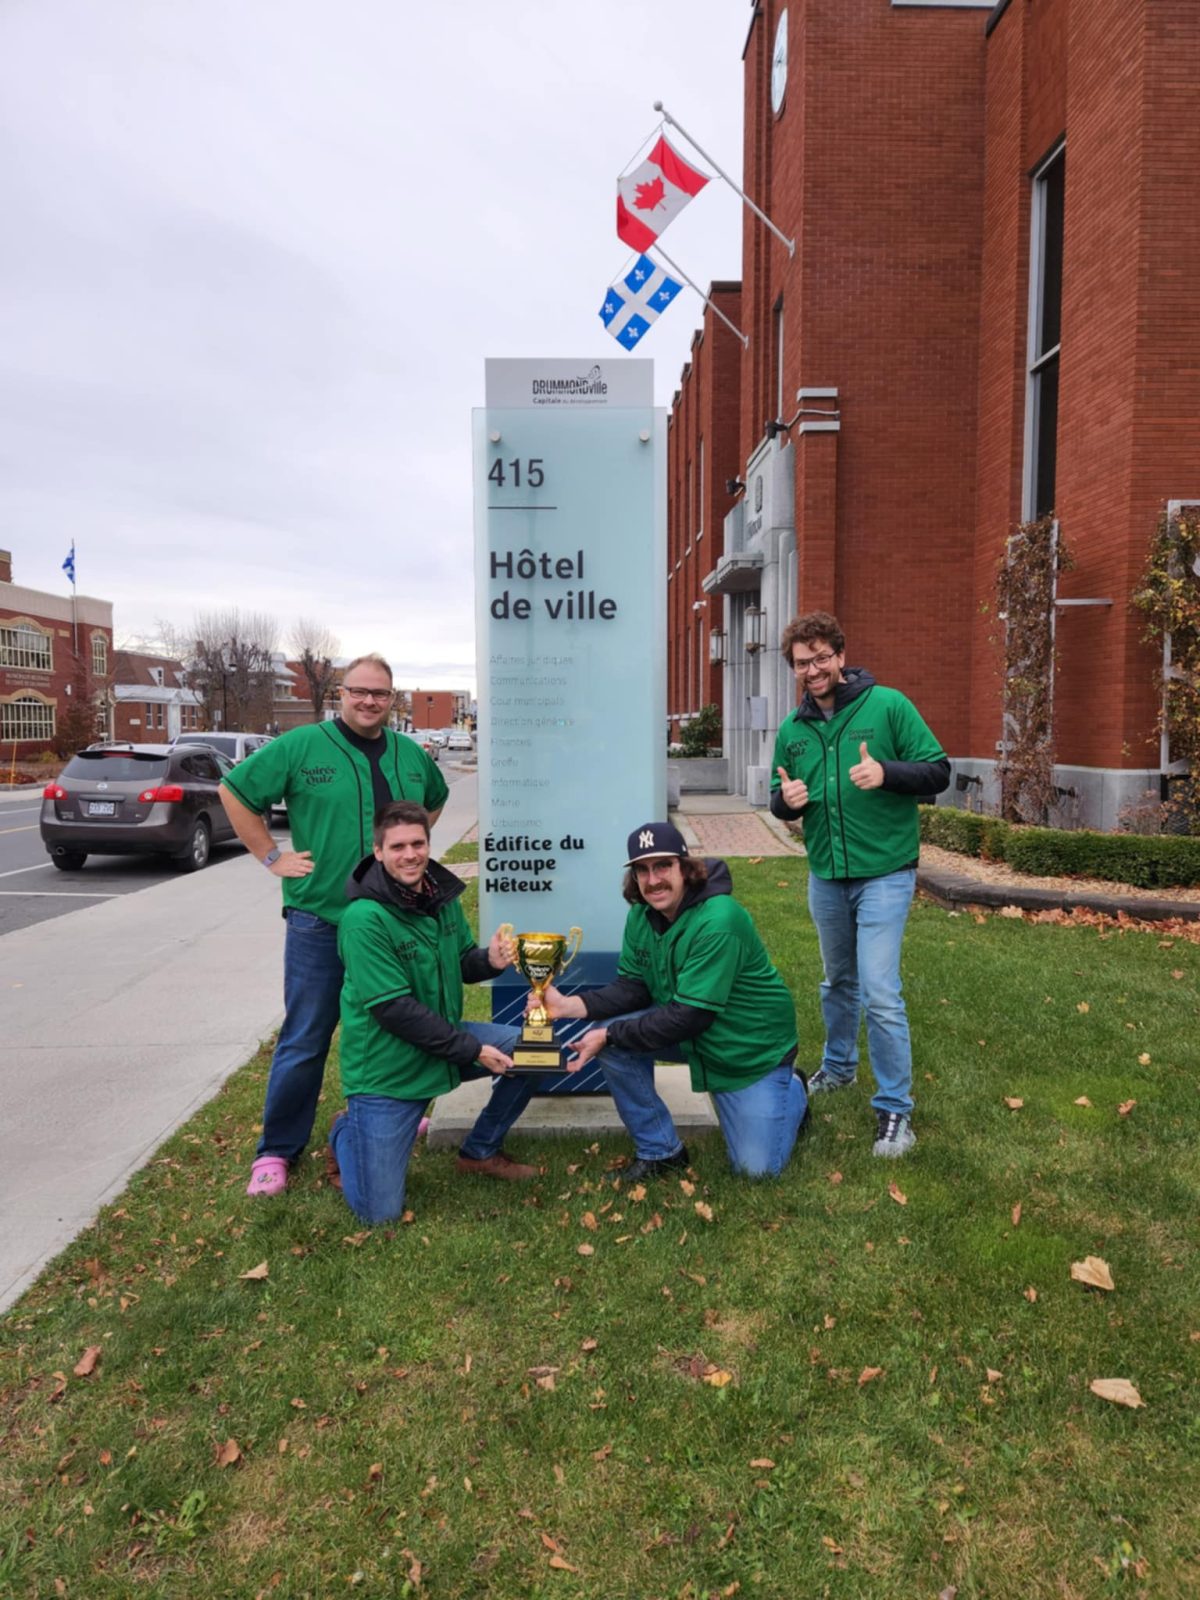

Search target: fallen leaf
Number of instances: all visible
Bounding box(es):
[1071,1256,1115,1292]
[822,1535,845,1553]
[823,1314,836,1330]
[888,1181,907,1206]
[1118,1099,1137,1117]
[717,1523,736,1549]
[342,1231,370,1247]
[1003,1097,1024,1110]
[679,1179,695,1197]
[214,1438,242,1468]
[536,1374,556,1391]
[1024,1286,1038,1303]
[999,905,1023,918]
[627,1183,647,1202]
[702,1368,733,1387]
[1089,1377,1144,1409]
[986,1367,1003,1383]
[580,1337,598,1352]
[553,1463,565,1485]
[577,1243,595,1257]
[1011,1201,1022,1227]
[548,1555,578,1572]
[858,1366,883,1386]
[368,1462,383,1482]
[827,1171,843,1185]
[1137,1052,1151,1066]
[238,1261,269,1281]
[73,1346,102,1378]
[540,1532,561,1553]
[98,1449,112,1466]
[1171,968,1184,980]
[939,1587,959,1600]
[592,1441,613,1461]
[1076,1001,1090,1013]
[581,1211,598,1232]
[1074,1096,1092,1107]
[749,1458,775,1469]
[694,1201,714,1223]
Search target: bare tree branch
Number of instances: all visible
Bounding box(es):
[290,617,341,723]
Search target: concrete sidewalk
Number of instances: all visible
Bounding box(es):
[0,772,486,1313]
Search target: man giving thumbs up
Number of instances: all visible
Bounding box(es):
[770,613,950,1157]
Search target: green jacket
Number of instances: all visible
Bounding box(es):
[222,721,448,924]
[614,862,798,1095]
[770,670,948,880]
[338,857,479,1101]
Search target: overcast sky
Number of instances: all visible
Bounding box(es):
[0,0,749,690]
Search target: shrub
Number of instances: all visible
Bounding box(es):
[919,807,1200,888]
[679,703,722,758]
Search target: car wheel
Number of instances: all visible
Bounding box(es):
[51,850,88,871]
[176,820,211,872]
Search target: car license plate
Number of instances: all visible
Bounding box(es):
[87,801,116,816]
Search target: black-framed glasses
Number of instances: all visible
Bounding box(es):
[792,651,837,673]
[342,686,393,702]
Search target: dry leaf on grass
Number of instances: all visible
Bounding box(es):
[540,1532,561,1553]
[858,1366,883,1386]
[592,1441,613,1461]
[986,1367,1003,1383]
[1011,1201,1022,1227]
[580,1337,598,1352]
[548,1555,579,1572]
[703,1367,734,1388]
[238,1261,269,1281]
[1137,1052,1151,1065]
[749,1458,775,1469]
[627,1183,647,1202]
[553,1463,565,1485]
[581,1211,598,1232]
[1003,1097,1024,1110]
[888,1181,907,1206]
[1118,1099,1137,1117]
[1024,1286,1038,1303]
[342,1231,370,1247]
[1089,1377,1144,1409]
[213,1438,242,1468]
[694,1201,714,1223]
[827,1171,843,1185]
[679,1179,695,1197]
[1071,1256,1115,1292]
[576,1243,595,1257]
[73,1346,102,1378]
[1074,1096,1093,1107]
[1076,1001,1090,1013]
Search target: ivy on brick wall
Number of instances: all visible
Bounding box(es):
[1132,507,1200,832]
[996,515,1072,824]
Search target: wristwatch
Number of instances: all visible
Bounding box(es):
[262,847,282,869]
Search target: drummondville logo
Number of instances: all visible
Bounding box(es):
[530,364,608,400]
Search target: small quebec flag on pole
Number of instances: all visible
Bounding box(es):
[599,254,683,349]
[62,543,76,586]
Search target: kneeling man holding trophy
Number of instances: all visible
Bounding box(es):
[533,822,809,1181]
[329,801,537,1223]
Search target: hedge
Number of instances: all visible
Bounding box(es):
[919,806,1200,889]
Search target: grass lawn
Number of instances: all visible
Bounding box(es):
[2,863,1197,1598]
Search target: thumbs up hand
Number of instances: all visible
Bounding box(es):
[849,741,885,791]
[776,765,809,810]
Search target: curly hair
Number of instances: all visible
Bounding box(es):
[779,611,845,661]
[621,855,709,906]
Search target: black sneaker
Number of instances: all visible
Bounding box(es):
[872,1112,916,1158]
[619,1146,690,1183]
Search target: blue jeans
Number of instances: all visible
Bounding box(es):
[598,1021,808,1178]
[257,908,344,1162]
[806,868,917,1117]
[330,1023,533,1224]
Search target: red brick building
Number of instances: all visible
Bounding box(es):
[675,0,1198,827]
[665,284,744,742]
[0,549,113,757]
[111,651,204,742]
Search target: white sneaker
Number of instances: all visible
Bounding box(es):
[872,1112,916,1158]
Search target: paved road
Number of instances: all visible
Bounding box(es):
[0,765,473,938]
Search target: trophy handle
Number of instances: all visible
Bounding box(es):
[497,922,514,943]
[559,926,583,975]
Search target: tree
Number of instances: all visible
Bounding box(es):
[166,610,280,732]
[52,655,106,758]
[291,618,341,723]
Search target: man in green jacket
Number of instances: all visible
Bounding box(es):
[330,801,536,1223]
[770,611,950,1157]
[537,822,808,1181]
[219,654,448,1198]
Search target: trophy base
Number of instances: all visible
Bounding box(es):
[511,1021,565,1075]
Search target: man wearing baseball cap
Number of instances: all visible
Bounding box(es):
[533,822,808,1180]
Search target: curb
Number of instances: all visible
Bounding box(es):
[917,866,1200,924]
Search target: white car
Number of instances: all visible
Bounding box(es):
[446,731,473,752]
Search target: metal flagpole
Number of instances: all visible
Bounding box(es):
[649,243,750,348]
[654,100,796,258]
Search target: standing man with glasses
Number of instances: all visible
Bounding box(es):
[220,653,448,1196]
[770,613,949,1157]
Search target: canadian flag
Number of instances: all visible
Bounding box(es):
[616,133,709,252]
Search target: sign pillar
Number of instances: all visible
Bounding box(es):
[473,358,666,1088]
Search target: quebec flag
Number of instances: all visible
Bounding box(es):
[62,543,76,585]
[599,254,683,350]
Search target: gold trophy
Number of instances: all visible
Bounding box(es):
[499,925,583,1072]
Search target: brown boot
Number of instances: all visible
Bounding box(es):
[455,1150,538,1181]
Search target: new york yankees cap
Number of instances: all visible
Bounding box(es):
[624,821,689,865]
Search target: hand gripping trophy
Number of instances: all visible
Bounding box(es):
[499,925,583,1072]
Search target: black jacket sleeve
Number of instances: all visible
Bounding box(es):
[460,947,505,985]
[370,996,480,1068]
[605,1002,717,1054]
[879,756,952,797]
[582,975,655,1021]
[770,786,807,821]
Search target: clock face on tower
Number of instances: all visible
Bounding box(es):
[771,10,788,115]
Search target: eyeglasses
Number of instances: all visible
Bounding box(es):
[342,686,393,702]
[792,651,837,674]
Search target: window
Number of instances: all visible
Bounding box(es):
[773,297,785,424]
[150,666,164,686]
[1,695,55,741]
[91,632,108,677]
[697,438,704,540]
[1025,143,1065,520]
[0,620,52,671]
